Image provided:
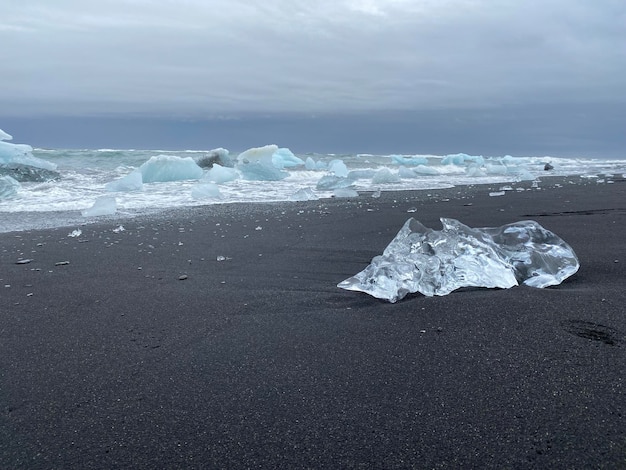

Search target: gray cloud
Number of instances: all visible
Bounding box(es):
[1,0,625,117]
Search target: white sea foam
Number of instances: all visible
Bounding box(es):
[0,142,625,232]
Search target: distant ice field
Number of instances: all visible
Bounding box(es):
[1,143,625,233]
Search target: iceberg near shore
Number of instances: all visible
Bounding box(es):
[338,218,579,302]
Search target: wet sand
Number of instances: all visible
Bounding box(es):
[1,177,625,468]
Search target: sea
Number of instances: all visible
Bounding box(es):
[1,146,625,233]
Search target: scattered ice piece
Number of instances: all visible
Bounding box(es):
[55,261,70,266]
[289,187,319,201]
[333,188,359,198]
[338,217,579,302]
[82,196,117,217]
[68,229,82,237]
[499,186,514,191]
[216,255,227,261]
[15,259,33,264]
[179,275,188,280]
[112,225,125,233]
[406,207,417,213]
[489,191,505,197]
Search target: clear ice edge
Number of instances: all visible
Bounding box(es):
[338,217,580,303]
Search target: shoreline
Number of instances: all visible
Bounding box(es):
[1,173,621,234]
[1,179,625,468]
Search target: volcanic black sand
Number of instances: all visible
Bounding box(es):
[1,177,625,469]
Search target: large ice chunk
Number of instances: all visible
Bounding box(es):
[138,155,203,183]
[237,144,277,164]
[272,148,304,169]
[338,218,579,302]
[0,141,57,170]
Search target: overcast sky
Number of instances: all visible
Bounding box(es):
[1,0,625,154]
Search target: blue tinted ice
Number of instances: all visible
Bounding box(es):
[138,155,203,183]
[338,218,579,302]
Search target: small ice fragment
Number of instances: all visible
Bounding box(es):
[407,207,417,213]
[289,188,318,201]
[216,256,226,261]
[68,229,82,238]
[15,259,33,264]
[55,261,70,266]
[82,196,117,217]
[255,226,262,231]
[489,191,505,197]
[372,189,381,198]
[112,225,125,233]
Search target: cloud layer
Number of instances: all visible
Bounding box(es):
[2,0,625,117]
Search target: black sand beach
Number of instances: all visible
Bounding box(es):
[1,178,625,469]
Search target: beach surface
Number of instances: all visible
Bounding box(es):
[1,177,625,468]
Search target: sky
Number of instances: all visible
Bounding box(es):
[1,0,625,155]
